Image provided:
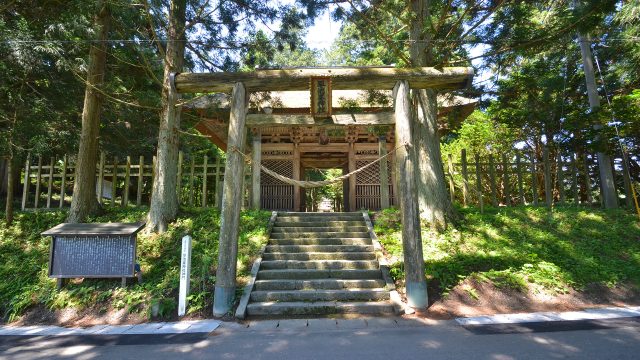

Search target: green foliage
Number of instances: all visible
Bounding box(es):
[375,206,640,297]
[0,207,270,323]
[442,110,519,160]
[373,207,401,233]
[240,29,321,70]
[304,169,344,211]
[473,270,528,292]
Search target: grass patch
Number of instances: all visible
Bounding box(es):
[374,206,640,297]
[0,207,271,323]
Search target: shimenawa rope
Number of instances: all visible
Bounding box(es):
[230,143,408,189]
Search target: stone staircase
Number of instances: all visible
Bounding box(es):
[244,212,399,317]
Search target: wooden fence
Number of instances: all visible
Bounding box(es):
[18,148,636,212]
[19,151,238,210]
[444,149,636,211]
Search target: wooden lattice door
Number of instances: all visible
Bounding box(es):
[260,159,294,211]
[355,159,395,210]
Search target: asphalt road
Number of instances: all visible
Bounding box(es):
[1,317,639,360]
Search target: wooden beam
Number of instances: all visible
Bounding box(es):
[300,159,347,168]
[394,80,427,309]
[246,112,395,126]
[299,143,349,153]
[195,121,227,151]
[261,143,294,152]
[175,66,473,93]
[213,82,247,317]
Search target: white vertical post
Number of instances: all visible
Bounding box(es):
[178,235,192,317]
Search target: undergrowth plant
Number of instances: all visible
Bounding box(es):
[0,207,270,323]
[374,206,640,298]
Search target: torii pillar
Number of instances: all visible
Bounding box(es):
[213,82,248,316]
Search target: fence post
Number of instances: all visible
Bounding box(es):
[543,146,552,208]
[571,153,579,205]
[214,156,222,208]
[98,152,105,205]
[111,157,118,207]
[622,151,633,208]
[46,157,54,208]
[21,154,31,211]
[137,155,144,206]
[202,155,208,208]
[531,152,538,206]
[189,157,195,207]
[461,149,468,206]
[176,151,183,205]
[475,153,484,213]
[34,156,43,209]
[516,153,525,205]
[502,153,510,206]
[447,154,455,203]
[488,154,498,207]
[152,154,157,180]
[59,155,67,208]
[583,154,593,204]
[123,156,131,207]
[557,153,565,204]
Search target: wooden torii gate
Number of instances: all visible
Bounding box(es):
[171,66,474,316]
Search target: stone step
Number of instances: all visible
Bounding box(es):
[274,221,365,228]
[244,211,393,318]
[271,226,370,233]
[260,260,379,270]
[279,212,363,217]
[250,289,390,302]
[269,238,372,246]
[265,244,374,253]
[270,232,371,239]
[277,216,363,222]
[246,301,396,316]
[256,269,383,280]
[253,279,387,291]
[262,252,376,261]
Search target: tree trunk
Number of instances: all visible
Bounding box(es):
[409,0,458,230]
[5,157,15,226]
[147,0,187,232]
[573,1,617,208]
[395,80,428,309]
[67,1,110,223]
[0,159,7,196]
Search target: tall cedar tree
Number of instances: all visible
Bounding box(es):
[67,0,111,223]
[147,0,186,233]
